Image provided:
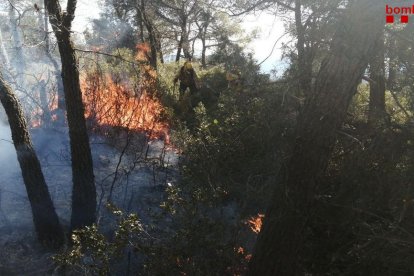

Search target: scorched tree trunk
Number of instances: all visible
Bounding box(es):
[44,0,96,231]
[248,0,384,275]
[0,73,64,248]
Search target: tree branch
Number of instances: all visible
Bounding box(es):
[63,0,77,28]
[74,48,148,66]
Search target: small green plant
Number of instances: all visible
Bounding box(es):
[53,203,144,275]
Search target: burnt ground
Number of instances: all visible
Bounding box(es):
[0,125,178,275]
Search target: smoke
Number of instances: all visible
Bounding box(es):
[0,118,19,173]
[0,117,28,229]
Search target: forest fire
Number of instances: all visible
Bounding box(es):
[80,43,169,142]
[72,44,168,143]
[80,73,169,142]
[29,43,169,143]
[247,213,265,234]
[30,85,59,129]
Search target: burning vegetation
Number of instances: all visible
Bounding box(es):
[81,43,169,142]
[23,44,169,143]
[30,80,59,128]
[81,73,169,142]
[247,213,264,234]
[28,43,170,143]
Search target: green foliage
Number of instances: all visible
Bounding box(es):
[350,83,412,124]
[148,62,299,274]
[302,122,414,274]
[53,203,144,275]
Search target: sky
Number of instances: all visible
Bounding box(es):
[72,1,291,74]
[242,12,290,74]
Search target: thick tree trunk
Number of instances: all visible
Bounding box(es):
[0,74,64,248]
[176,18,190,61]
[182,27,191,59]
[248,1,383,275]
[44,0,96,231]
[57,33,96,231]
[368,32,386,125]
[146,25,158,69]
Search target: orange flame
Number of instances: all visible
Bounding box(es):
[30,83,59,128]
[81,74,169,142]
[247,213,264,234]
[80,43,169,142]
[226,247,251,275]
[30,43,169,144]
[236,246,252,261]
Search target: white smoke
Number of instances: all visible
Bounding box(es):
[0,119,19,172]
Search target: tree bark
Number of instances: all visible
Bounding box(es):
[156,31,164,63]
[42,5,65,122]
[176,32,184,62]
[368,32,386,125]
[44,0,96,231]
[140,0,158,69]
[387,38,397,91]
[45,50,65,115]
[181,24,191,59]
[248,1,383,275]
[0,28,9,67]
[39,80,51,127]
[8,4,25,79]
[0,73,64,248]
[201,37,207,68]
[295,0,312,96]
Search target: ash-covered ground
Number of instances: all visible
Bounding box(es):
[0,122,178,275]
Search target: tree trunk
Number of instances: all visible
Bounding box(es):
[140,0,158,70]
[0,28,9,67]
[8,4,25,81]
[248,1,383,275]
[368,32,386,125]
[295,0,312,96]
[44,0,96,231]
[176,18,190,61]
[43,7,50,52]
[39,80,51,127]
[156,31,164,64]
[387,38,397,91]
[42,5,65,123]
[201,37,207,68]
[0,73,64,248]
[182,26,191,59]
[176,33,183,62]
[146,25,158,69]
[138,13,145,43]
[47,52,65,115]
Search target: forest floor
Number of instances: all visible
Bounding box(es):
[0,125,178,275]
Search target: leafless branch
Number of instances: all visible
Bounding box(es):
[258,31,289,66]
[74,48,148,66]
